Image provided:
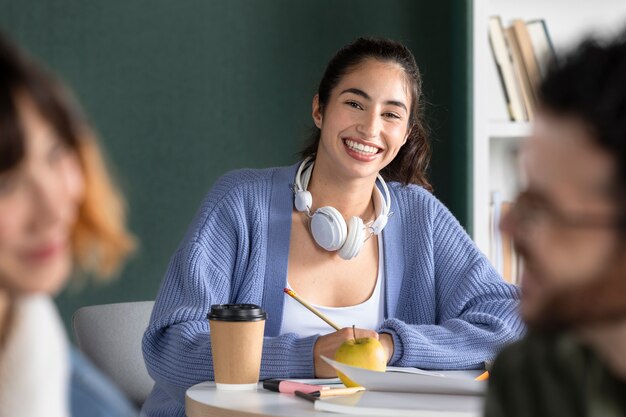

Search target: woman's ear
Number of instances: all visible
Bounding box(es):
[312,94,323,129]
[402,127,412,146]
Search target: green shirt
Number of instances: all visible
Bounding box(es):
[484,333,626,417]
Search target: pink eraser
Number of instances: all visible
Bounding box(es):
[279,381,329,395]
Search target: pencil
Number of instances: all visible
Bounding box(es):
[294,390,319,403]
[283,288,341,331]
[475,371,489,381]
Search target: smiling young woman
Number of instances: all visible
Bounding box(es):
[142,37,524,417]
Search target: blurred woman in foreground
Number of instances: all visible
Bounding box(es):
[0,32,137,417]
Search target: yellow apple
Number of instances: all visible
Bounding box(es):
[334,333,386,387]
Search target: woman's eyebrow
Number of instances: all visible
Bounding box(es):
[340,87,371,100]
[339,88,407,112]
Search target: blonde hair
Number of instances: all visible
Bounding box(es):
[71,130,136,280]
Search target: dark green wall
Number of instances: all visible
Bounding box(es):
[0,0,469,332]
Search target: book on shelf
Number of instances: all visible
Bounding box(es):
[499,202,517,284]
[488,16,556,123]
[511,19,542,102]
[526,19,556,79]
[505,25,536,120]
[490,191,519,285]
[488,16,527,122]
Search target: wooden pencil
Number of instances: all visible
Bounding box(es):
[283,288,341,331]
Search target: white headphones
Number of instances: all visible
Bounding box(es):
[293,156,392,260]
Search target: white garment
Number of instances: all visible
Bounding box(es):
[0,295,70,417]
[281,237,385,336]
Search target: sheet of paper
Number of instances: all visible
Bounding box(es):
[315,390,483,416]
[386,366,444,377]
[285,377,343,385]
[321,356,486,396]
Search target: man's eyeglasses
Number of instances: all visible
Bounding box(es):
[507,191,625,231]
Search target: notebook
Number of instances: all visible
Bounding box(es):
[321,356,486,396]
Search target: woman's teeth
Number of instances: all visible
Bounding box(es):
[345,139,379,155]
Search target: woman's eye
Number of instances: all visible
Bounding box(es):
[48,140,69,165]
[383,112,401,120]
[346,101,363,110]
[0,172,19,196]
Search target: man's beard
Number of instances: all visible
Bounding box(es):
[519,243,626,333]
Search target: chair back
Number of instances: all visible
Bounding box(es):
[72,301,155,406]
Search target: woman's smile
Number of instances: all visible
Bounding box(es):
[342,137,383,162]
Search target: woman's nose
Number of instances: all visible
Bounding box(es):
[30,171,67,230]
[357,110,381,138]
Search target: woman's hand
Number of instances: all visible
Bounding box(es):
[313,327,379,378]
[379,332,395,364]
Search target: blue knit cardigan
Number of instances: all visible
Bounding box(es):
[141,163,524,417]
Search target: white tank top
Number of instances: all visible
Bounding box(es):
[280,237,385,337]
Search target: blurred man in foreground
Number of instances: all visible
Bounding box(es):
[485,30,626,417]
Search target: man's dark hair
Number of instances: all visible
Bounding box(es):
[539,29,626,213]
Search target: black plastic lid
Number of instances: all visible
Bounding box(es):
[207,304,267,322]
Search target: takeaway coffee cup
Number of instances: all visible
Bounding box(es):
[208,304,267,390]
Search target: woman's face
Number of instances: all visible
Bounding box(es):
[0,96,84,295]
[312,58,412,180]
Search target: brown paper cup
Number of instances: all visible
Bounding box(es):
[208,304,266,390]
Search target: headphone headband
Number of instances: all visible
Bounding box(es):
[292,157,392,259]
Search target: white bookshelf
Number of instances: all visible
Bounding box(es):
[488,121,532,139]
[470,0,626,259]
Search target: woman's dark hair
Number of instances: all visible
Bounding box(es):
[539,29,626,218]
[0,33,80,173]
[301,37,432,190]
[0,32,135,278]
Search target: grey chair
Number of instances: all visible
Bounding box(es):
[72,301,155,406]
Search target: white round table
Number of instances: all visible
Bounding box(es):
[185,380,484,417]
[185,381,363,417]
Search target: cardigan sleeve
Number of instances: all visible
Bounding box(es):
[141,176,318,407]
[379,196,525,370]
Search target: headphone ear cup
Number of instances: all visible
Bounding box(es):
[310,206,347,251]
[338,216,365,260]
[294,190,312,212]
